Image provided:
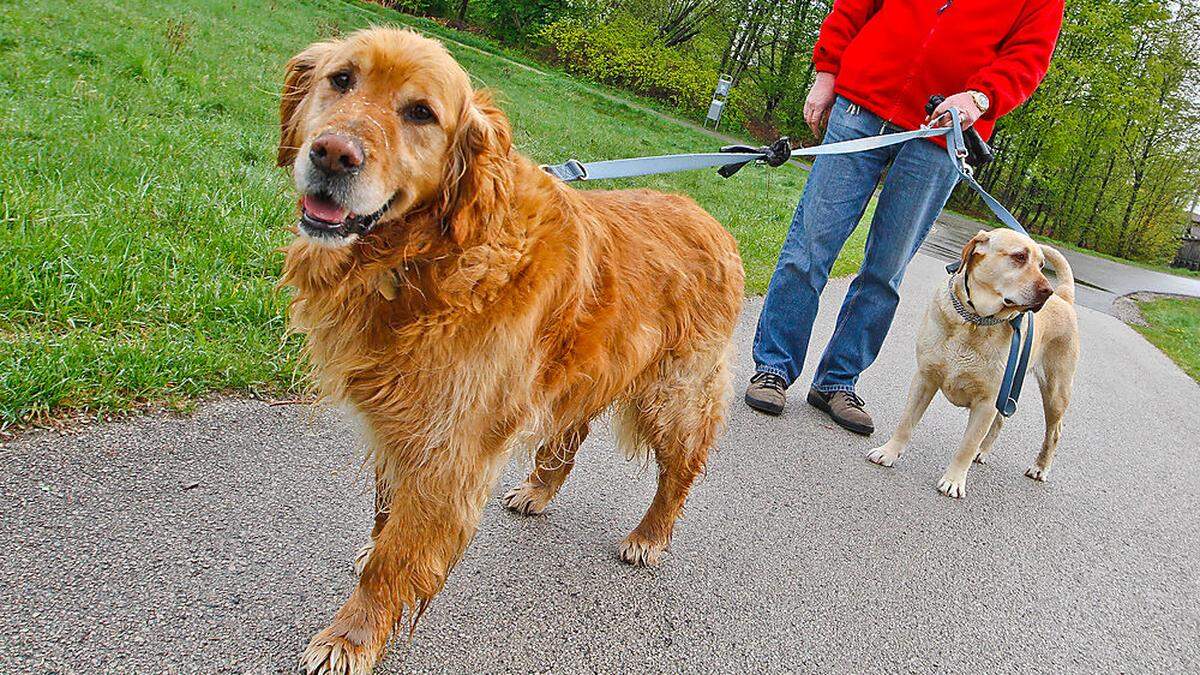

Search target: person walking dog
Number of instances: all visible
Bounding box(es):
[745,0,1064,434]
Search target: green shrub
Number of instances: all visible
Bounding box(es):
[540,14,716,111]
[382,0,454,18]
[473,0,567,41]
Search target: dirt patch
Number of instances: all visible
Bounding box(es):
[1111,291,1197,327]
[0,393,315,444]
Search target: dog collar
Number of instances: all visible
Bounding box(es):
[947,276,1007,326]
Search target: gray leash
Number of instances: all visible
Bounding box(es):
[541,125,955,182]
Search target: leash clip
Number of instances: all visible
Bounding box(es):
[541,158,588,182]
[958,155,974,178]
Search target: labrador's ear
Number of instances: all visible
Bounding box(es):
[960,230,991,272]
[436,89,513,245]
[278,40,338,167]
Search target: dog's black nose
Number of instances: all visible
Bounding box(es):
[1030,283,1054,312]
[309,133,364,175]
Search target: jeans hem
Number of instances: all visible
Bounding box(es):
[811,383,856,395]
[754,365,788,382]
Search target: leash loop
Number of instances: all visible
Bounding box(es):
[946,107,973,177]
[998,313,1035,418]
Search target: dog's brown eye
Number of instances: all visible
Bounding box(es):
[1011,251,1029,265]
[329,71,353,93]
[404,103,436,124]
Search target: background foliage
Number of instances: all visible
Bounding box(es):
[437,0,1200,265]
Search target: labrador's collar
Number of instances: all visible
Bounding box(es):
[947,275,1007,326]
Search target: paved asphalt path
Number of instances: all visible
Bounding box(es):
[2,255,1198,673]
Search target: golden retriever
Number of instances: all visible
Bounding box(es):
[276,28,743,674]
[866,229,1079,498]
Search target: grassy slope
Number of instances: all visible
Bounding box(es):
[1133,297,1200,383]
[0,0,869,428]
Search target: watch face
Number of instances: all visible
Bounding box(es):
[973,91,990,110]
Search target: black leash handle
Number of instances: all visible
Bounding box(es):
[926,95,993,168]
[716,136,791,178]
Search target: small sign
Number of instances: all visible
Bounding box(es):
[705,74,734,129]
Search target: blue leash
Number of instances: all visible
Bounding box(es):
[542,107,1036,417]
[997,312,1034,417]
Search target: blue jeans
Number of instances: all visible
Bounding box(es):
[752,96,961,393]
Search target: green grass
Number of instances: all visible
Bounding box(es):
[1133,297,1200,383]
[0,0,867,428]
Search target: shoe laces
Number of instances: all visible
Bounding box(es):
[751,372,786,392]
[838,391,866,410]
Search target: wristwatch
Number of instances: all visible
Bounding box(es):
[967,90,990,114]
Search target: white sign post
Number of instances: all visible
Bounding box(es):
[704,74,734,130]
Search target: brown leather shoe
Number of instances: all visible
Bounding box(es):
[806,388,874,435]
[745,372,787,415]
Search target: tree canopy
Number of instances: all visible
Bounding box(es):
[404,0,1200,264]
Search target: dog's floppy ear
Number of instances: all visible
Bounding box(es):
[960,230,991,273]
[278,41,337,167]
[437,89,513,245]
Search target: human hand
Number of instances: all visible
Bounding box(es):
[927,91,984,129]
[804,72,837,137]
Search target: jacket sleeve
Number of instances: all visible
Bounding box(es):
[811,0,884,75]
[966,0,1065,120]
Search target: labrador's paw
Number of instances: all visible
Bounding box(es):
[1024,465,1051,482]
[866,445,901,467]
[936,473,967,499]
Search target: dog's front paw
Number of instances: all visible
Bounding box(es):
[352,541,374,577]
[1024,465,1051,482]
[501,481,553,516]
[618,532,667,567]
[973,451,990,465]
[501,478,556,514]
[299,628,377,675]
[936,473,967,499]
[866,445,901,467]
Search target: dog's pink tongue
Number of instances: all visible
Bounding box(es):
[302,194,350,223]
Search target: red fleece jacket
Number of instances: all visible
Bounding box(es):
[812,0,1064,141]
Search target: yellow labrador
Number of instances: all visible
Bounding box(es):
[867,229,1079,498]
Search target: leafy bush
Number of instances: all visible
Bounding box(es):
[472,0,569,41]
[379,0,454,18]
[540,14,717,111]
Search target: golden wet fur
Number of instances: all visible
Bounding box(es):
[277,28,743,674]
[867,229,1080,498]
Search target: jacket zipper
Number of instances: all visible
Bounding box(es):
[887,2,952,124]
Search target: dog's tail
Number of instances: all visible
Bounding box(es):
[1039,244,1075,304]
